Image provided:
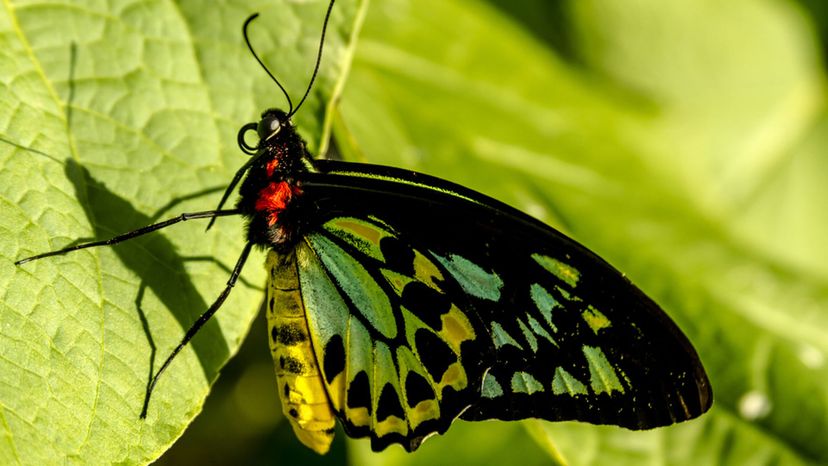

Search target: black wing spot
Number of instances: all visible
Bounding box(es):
[404,371,434,408]
[283,383,290,399]
[288,408,299,418]
[380,236,414,274]
[323,335,346,384]
[376,383,405,421]
[272,324,307,346]
[415,329,457,382]
[268,296,276,313]
[279,355,305,374]
[347,370,372,414]
[402,282,451,330]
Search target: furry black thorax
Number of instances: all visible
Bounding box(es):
[237,109,312,250]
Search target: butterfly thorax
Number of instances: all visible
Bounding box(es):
[237,109,312,250]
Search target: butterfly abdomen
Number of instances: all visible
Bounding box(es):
[265,249,336,454]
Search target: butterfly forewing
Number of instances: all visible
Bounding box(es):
[457,247,710,428]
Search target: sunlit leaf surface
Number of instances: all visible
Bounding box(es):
[2,0,826,464]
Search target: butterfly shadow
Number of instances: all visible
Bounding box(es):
[63,158,234,412]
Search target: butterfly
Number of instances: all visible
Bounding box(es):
[15,0,712,455]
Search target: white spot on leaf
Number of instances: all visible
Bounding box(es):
[798,344,825,369]
[738,391,771,420]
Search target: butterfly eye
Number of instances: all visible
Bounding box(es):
[258,115,282,141]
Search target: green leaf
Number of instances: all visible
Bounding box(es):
[5,0,827,464]
[0,0,363,463]
[334,0,828,464]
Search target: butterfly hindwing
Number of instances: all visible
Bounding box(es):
[296,216,492,451]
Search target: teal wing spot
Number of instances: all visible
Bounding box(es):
[551,367,587,396]
[511,371,544,394]
[532,253,580,287]
[307,233,397,339]
[297,241,348,345]
[433,252,503,301]
[530,283,559,332]
[555,285,580,302]
[526,315,557,347]
[347,316,373,387]
[516,319,538,353]
[583,346,625,394]
[491,322,523,350]
[582,305,611,334]
[481,374,504,399]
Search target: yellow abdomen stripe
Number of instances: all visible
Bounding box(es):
[266,250,335,454]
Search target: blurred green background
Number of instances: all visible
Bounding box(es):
[1,0,827,465]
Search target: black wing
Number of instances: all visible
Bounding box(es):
[296,159,712,449]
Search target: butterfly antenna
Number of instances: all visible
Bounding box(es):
[243,13,294,115]
[287,0,336,119]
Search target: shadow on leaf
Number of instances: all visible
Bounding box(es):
[63,158,231,413]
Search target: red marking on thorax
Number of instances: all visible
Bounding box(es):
[255,181,295,226]
[265,158,279,177]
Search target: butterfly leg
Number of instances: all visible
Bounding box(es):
[205,156,258,232]
[15,209,241,265]
[140,241,254,418]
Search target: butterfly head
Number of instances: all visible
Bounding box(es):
[238,108,294,156]
[258,108,293,144]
